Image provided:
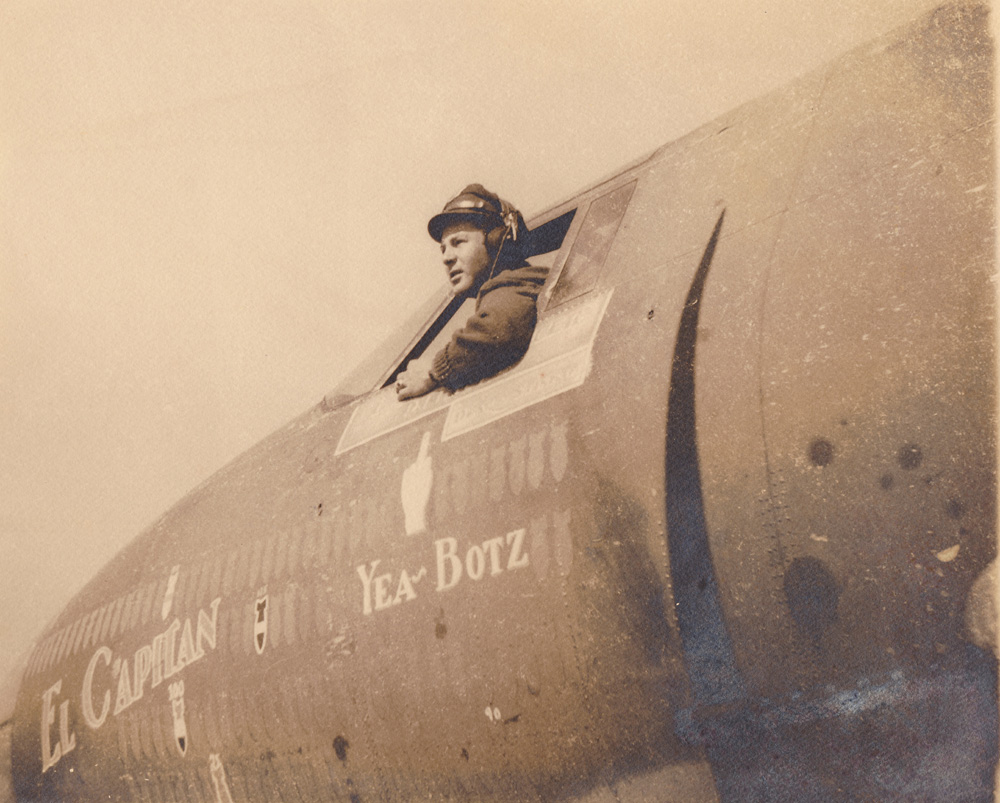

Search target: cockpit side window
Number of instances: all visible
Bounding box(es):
[546,181,636,308]
[323,290,448,408]
[324,208,577,409]
[380,208,577,389]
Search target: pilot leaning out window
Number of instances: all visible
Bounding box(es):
[396,184,547,401]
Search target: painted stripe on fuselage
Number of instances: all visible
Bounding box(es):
[665,210,747,707]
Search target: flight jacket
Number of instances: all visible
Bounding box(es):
[430,262,549,391]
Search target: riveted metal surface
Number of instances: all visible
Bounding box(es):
[9,5,995,801]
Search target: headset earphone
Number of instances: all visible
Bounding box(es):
[483,198,521,284]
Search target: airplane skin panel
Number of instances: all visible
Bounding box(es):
[756,94,992,680]
[793,2,993,208]
[8,3,996,801]
[0,722,11,803]
[623,67,827,266]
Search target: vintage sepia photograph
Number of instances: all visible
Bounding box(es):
[1,1,995,800]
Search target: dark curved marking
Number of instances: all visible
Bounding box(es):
[665,209,746,706]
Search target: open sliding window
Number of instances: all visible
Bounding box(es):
[381,208,579,389]
[324,208,577,409]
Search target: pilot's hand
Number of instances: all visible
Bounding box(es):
[396,359,438,401]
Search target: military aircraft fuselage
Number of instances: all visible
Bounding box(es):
[7,3,997,801]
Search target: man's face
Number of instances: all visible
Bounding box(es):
[440,222,490,296]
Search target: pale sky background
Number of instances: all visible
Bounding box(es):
[0,0,954,700]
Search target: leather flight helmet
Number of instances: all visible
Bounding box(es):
[428,183,517,242]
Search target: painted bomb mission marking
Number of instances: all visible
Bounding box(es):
[33,420,571,773]
[357,529,530,615]
[41,597,221,773]
[25,415,572,683]
[254,593,268,654]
